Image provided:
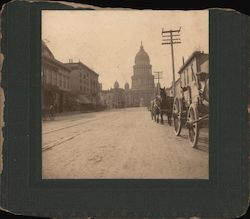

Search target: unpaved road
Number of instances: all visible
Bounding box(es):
[42,107,208,179]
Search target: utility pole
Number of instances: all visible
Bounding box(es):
[153,71,163,95]
[161,27,181,97]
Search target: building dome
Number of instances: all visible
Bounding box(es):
[124,82,129,90]
[135,42,150,65]
[114,80,119,89]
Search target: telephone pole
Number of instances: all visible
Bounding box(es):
[153,71,163,95]
[161,27,181,97]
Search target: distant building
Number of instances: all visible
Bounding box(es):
[100,43,156,109]
[100,81,126,109]
[131,42,154,106]
[124,82,134,107]
[64,61,100,106]
[99,90,114,109]
[165,78,181,97]
[154,82,161,96]
[41,41,72,112]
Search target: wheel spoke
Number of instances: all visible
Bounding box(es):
[173,98,182,136]
[187,104,199,147]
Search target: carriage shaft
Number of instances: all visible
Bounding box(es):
[186,114,209,127]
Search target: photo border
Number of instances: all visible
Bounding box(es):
[1,1,249,218]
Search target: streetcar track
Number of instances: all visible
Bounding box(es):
[43,113,119,135]
[42,115,121,151]
[42,134,80,152]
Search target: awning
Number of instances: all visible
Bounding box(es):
[79,95,91,104]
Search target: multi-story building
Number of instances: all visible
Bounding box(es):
[99,90,114,109]
[112,81,126,108]
[177,51,209,102]
[124,82,134,107]
[42,41,72,112]
[64,61,100,106]
[165,51,209,99]
[98,83,103,92]
[100,81,130,109]
[178,51,208,86]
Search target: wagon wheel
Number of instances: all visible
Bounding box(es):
[187,103,199,148]
[173,97,182,136]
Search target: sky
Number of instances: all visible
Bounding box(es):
[42,10,208,90]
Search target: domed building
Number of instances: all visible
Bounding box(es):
[131,42,154,106]
[124,82,130,90]
[114,80,119,89]
[100,42,155,109]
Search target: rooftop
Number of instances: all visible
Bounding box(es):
[65,61,99,76]
[178,51,208,74]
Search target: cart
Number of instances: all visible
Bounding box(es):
[172,69,209,148]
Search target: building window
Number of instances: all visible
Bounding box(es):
[191,64,195,81]
[181,73,185,86]
[188,67,192,83]
[48,70,52,84]
[51,68,55,85]
[57,73,60,86]
[53,72,57,85]
[42,67,46,84]
[63,76,66,88]
[59,74,62,87]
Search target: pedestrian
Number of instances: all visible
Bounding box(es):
[49,104,54,120]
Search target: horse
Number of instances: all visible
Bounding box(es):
[151,96,161,123]
[158,87,174,125]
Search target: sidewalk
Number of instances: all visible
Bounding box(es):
[42,111,82,122]
[54,110,82,117]
[54,109,107,117]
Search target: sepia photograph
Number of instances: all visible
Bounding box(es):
[41,10,209,179]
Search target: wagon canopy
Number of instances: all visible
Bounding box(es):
[196,71,209,81]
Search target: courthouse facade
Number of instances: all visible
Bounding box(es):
[100,43,155,108]
[131,43,155,106]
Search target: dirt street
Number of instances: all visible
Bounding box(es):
[42,107,208,179]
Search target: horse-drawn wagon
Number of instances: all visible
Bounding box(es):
[172,52,209,148]
[150,87,174,125]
